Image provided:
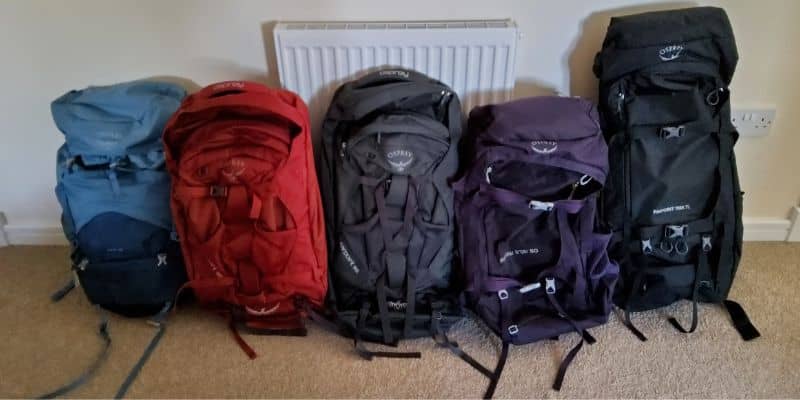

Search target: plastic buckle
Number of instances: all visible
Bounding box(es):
[660,126,685,139]
[641,239,654,255]
[209,185,228,197]
[497,289,509,300]
[545,278,556,294]
[702,235,713,252]
[665,224,688,239]
[508,325,519,335]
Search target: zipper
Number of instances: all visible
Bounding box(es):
[340,141,348,159]
[568,174,593,199]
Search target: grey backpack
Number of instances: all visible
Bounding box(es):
[318,68,469,359]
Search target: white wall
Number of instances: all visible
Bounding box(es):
[1,0,798,241]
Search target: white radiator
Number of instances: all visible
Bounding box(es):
[273,20,518,133]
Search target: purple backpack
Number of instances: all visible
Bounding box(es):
[454,97,619,397]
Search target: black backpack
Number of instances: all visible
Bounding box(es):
[593,7,759,341]
[318,68,472,359]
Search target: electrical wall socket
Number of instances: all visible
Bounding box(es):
[731,107,776,137]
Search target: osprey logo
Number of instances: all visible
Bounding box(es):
[212,81,245,91]
[339,242,360,275]
[499,248,540,263]
[222,158,246,178]
[387,300,408,311]
[531,140,557,154]
[245,303,281,316]
[386,149,414,172]
[653,204,691,215]
[659,45,684,61]
[379,70,409,79]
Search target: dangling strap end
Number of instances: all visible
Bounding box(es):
[723,300,761,341]
[51,278,77,302]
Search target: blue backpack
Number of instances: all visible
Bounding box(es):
[44,81,187,398]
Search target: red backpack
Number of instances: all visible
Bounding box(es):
[163,81,327,357]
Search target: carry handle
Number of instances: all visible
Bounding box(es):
[169,82,307,133]
[194,81,270,100]
[355,68,423,88]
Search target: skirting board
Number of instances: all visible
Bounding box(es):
[0,218,793,246]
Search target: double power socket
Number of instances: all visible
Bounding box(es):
[731,107,776,137]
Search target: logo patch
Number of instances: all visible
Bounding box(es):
[499,248,540,263]
[659,45,684,61]
[339,242,360,275]
[653,204,691,215]
[387,300,408,311]
[378,70,410,79]
[386,149,414,172]
[245,303,281,316]
[531,140,557,154]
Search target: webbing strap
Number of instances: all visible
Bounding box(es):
[545,292,594,391]
[483,341,510,399]
[431,306,494,380]
[114,302,172,398]
[375,276,394,345]
[353,302,421,360]
[621,265,648,341]
[50,276,77,302]
[668,248,704,334]
[227,315,257,359]
[723,300,761,341]
[37,309,111,399]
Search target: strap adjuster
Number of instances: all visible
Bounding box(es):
[508,325,519,335]
[497,289,509,300]
[545,278,556,294]
[529,200,554,211]
[641,239,653,255]
[209,185,228,197]
[702,235,713,252]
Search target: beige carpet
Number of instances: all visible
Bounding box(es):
[0,243,798,399]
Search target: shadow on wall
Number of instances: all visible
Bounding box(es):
[261,21,282,88]
[142,76,202,93]
[513,80,558,100]
[566,1,697,101]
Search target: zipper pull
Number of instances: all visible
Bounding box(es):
[616,91,625,114]
[485,165,493,184]
[568,175,592,199]
[340,141,347,158]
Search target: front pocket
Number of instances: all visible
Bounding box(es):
[632,263,696,311]
[484,206,560,280]
[78,251,186,316]
[251,227,297,274]
[629,102,719,225]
